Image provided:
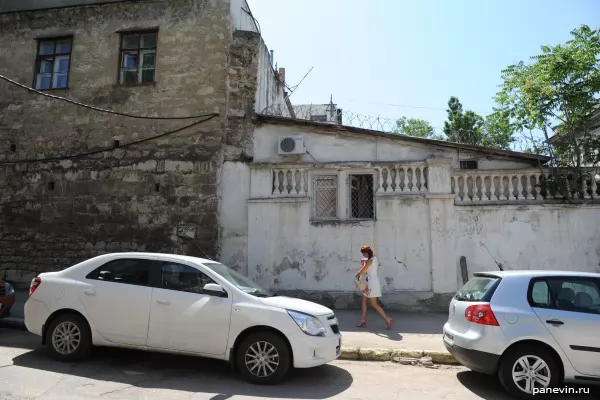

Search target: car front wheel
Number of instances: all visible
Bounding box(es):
[236,331,291,385]
[45,313,93,362]
[497,345,561,399]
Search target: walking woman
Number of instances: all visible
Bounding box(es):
[355,245,393,329]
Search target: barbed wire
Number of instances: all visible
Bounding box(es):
[260,105,540,153]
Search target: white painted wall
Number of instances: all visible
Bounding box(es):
[455,205,600,285]
[254,41,290,117]
[253,124,537,169]
[229,0,258,32]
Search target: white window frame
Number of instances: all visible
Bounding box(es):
[346,170,376,221]
[311,173,340,220]
[309,169,377,221]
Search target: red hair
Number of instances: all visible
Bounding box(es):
[360,245,374,258]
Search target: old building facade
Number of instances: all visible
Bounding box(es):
[219,115,600,311]
[0,0,289,286]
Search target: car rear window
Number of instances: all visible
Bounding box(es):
[454,276,500,302]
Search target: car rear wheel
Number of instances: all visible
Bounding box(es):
[498,345,561,399]
[236,331,291,385]
[45,313,92,362]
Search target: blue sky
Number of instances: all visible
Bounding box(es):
[247,0,599,146]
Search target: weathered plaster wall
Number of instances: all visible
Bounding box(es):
[254,39,289,117]
[253,124,537,169]
[0,0,261,286]
[455,205,600,286]
[229,0,257,32]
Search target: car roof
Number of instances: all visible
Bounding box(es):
[473,270,600,279]
[106,252,218,264]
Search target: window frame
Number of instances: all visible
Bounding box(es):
[33,35,74,91]
[527,276,600,315]
[85,257,157,287]
[117,29,159,86]
[158,261,220,295]
[311,173,340,221]
[347,172,376,221]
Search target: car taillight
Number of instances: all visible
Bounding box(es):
[29,277,42,297]
[465,304,499,326]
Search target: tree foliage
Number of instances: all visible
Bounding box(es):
[393,117,443,140]
[493,24,600,198]
[494,24,600,169]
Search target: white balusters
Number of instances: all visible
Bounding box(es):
[272,168,308,196]
[375,164,428,194]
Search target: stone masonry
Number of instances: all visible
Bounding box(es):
[0,0,263,287]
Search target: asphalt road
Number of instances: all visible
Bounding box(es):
[0,329,598,400]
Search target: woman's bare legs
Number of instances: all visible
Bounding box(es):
[357,294,368,326]
[368,297,393,328]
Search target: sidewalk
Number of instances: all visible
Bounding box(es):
[0,290,457,364]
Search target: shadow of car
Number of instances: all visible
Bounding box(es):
[0,279,16,319]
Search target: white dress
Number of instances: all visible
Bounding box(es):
[363,256,382,298]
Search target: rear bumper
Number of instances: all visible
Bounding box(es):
[0,295,16,318]
[444,342,500,375]
[24,298,50,336]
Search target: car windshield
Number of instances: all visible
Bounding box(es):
[203,262,275,297]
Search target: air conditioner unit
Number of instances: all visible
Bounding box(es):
[278,136,306,155]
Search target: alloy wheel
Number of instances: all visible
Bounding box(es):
[244,340,280,378]
[511,355,551,394]
[51,321,81,355]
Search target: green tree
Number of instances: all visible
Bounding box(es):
[393,117,444,140]
[494,24,600,196]
[481,109,516,150]
[443,97,485,145]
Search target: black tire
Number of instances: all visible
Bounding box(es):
[497,345,561,399]
[45,313,93,362]
[235,331,291,385]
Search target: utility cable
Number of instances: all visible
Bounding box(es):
[0,113,218,165]
[0,73,217,120]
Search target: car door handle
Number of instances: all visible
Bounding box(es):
[546,319,564,325]
[84,289,96,296]
[156,299,170,305]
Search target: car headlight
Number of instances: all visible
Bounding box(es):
[287,310,326,336]
[5,282,15,296]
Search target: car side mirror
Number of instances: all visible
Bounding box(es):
[203,283,227,297]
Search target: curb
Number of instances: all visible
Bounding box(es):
[340,347,459,365]
[0,317,26,331]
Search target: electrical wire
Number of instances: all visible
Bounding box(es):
[0,113,218,165]
[0,73,217,120]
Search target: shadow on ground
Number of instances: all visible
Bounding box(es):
[457,370,599,399]
[5,330,352,399]
[335,309,446,336]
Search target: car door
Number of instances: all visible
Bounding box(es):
[80,257,157,346]
[146,260,233,356]
[528,276,600,377]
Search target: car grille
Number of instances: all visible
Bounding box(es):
[331,324,340,334]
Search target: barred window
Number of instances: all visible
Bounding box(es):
[313,175,338,218]
[349,174,374,219]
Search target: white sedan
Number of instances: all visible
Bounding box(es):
[24,252,342,385]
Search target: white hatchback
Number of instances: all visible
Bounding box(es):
[24,252,342,385]
[443,270,600,399]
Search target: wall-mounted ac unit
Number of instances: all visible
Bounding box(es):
[278,136,306,155]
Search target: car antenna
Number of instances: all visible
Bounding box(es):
[193,243,214,261]
[480,242,504,271]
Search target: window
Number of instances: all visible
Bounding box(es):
[313,175,337,219]
[34,37,72,90]
[86,258,152,286]
[460,160,478,170]
[349,174,374,219]
[160,262,215,294]
[119,30,157,85]
[529,277,600,315]
[454,276,500,302]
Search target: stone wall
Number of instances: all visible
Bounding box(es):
[0,0,260,287]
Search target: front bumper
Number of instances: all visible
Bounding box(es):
[290,332,342,369]
[0,294,15,318]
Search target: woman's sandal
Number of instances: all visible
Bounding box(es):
[385,318,393,330]
[356,321,367,328]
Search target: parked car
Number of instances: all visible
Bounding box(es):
[0,279,16,318]
[443,270,600,399]
[24,252,341,384]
